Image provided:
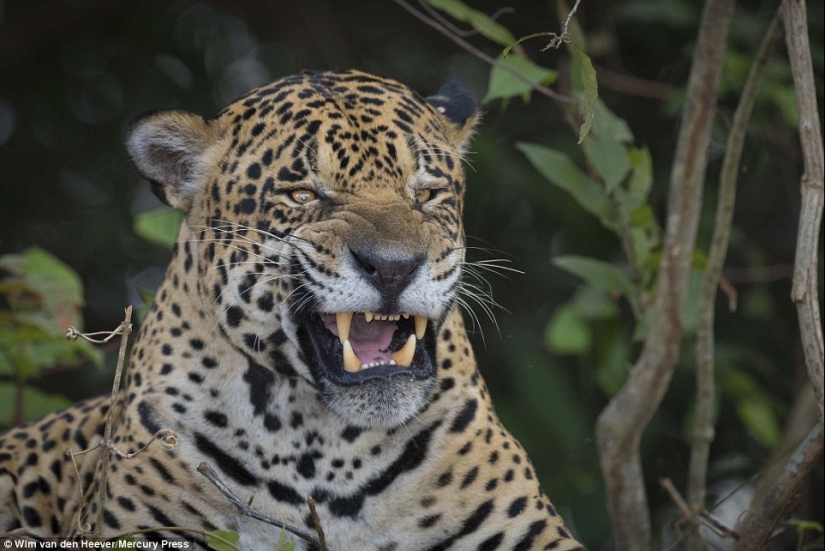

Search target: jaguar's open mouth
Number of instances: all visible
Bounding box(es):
[298,311,437,385]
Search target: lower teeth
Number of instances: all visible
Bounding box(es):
[334,312,426,373]
[341,334,417,373]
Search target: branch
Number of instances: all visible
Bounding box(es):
[591,65,678,100]
[734,424,824,550]
[660,478,743,545]
[686,10,784,550]
[783,0,825,429]
[391,0,576,104]
[64,307,136,534]
[594,1,735,548]
[197,462,328,550]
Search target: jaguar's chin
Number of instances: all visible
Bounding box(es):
[296,310,438,427]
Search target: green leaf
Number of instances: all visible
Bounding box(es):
[786,519,824,535]
[553,255,640,319]
[594,325,630,395]
[0,247,85,332]
[719,366,781,449]
[572,43,598,143]
[680,270,704,335]
[624,146,653,209]
[545,304,591,355]
[426,0,516,46]
[24,338,95,373]
[692,249,708,270]
[21,248,84,308]
[591,99,634,143]
[207,530,240,551]
[770,85,799,127]
[0,247,89,349]
[632,307,654,341]
[482,55,557,104]
[737,398,780,449]
[570,285,620,320]
[502,32,552,58]
[275,527,295,551]
[516,142,617,229]
[0,383,73,427]
[136,288,157,325]
[134,208,183,249]
[581,134,631,192]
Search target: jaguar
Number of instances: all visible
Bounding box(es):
[0,70,585,550]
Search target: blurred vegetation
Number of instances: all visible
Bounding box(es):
[0,0,822,548]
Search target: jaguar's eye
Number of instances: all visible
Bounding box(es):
[415,188,433,203]
[290,189,317,204]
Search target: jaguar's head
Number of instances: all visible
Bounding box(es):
[124,70,478,428]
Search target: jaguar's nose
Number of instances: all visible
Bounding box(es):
[350,247,425,298]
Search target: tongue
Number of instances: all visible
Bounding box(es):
[323,314,397,364]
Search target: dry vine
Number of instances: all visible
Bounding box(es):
[731,0,825,544]
[782,0,824,429]
[594,0,736,548]
[660,478,742,549]
[735,424,824,550]
[197,462,330,550]
[685,9,784,550]
[64,309,317,547]
[65,306,180,534]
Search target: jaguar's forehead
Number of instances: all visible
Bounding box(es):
[221,70,436,125]
[214,70,460,191]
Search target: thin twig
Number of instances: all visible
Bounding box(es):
[661,478,743,548]
[94,305,133,534]
[66,326,126,345]
[63,307,135,535]
[734,424,824,550]
[391,0,575,104]
[783,0,824,429]
[686,11,784,551]
[540,0,584,50]
[307,496,327,551]
[722,263,794,284]
[416,0,514,39]
[592,64,679,100]
[594,1,736,548]
[197,462,327,550]
[661,478,710,550]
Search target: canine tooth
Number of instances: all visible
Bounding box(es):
[343,340,361,372]
[336,312,353,343]
[391,334,416,367]
[414,316,428,340]
[364,312,374,323]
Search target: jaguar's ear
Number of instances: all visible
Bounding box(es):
[124,110,224,212]
[425,81,480,152]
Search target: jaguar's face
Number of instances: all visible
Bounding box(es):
[125,70,478,427]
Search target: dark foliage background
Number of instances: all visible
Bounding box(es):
[0,0,822,548]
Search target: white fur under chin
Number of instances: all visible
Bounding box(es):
[320,376,435,428]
